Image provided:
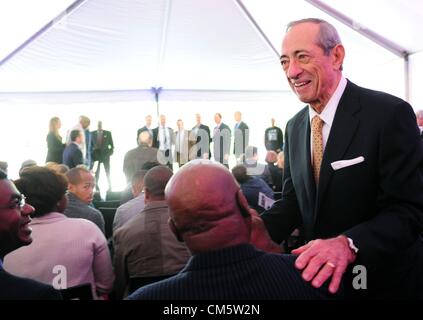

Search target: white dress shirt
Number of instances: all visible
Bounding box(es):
[158,126,170,151]
[309,77,347,161]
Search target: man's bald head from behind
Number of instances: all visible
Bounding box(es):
[165,160,251,254]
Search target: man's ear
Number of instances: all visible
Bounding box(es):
[168,218,183,242]
[332,44,345,71]
[144,188,151,202]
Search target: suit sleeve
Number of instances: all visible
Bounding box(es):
[92,227,114,295]
[344,101,423,266]
[278,128,284,150]
[261,124,302,244]
[73,148,83,167]
[264,128,271,150]
[223,126,231,156]
[113,230,129,299]
[109,132,114,155]
[243,123,250,149]
[136,129,141,144]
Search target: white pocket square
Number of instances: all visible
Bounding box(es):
[331,156,365,171]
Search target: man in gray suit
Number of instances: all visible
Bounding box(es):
[174,119,190,167]
[123,131,158,183]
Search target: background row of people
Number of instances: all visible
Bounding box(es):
[45,112,284,193]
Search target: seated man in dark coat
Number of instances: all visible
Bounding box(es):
[0,169,62,300]
[128,160,331,300]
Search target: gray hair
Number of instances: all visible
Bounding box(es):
[287,18,342,55]
[138,131,152,146]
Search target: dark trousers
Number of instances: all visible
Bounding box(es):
[94,157,111,190]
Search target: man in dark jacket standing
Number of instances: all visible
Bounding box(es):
[233,111,249,162]
[92,121,114,191]
[264,118,284,153]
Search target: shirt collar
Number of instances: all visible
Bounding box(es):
[309,76,347,127]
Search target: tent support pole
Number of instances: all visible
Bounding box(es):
[305,0,407,59]
[0,0,87,66]
[235,0,280,58]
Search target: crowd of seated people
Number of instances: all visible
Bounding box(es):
[0,155,307,301]
[3,166,114,299]
[0,107,308,301]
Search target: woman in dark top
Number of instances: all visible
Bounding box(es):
[46,117,65,164]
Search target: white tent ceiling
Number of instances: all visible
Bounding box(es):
[0,0,422,103]
[1,0,423,186]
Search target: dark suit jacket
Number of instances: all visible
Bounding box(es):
[213,123,231,164]
[91,130,114,162]
[127,244,331,300]
[261,80,423,298]
[190,124,211,159]
[0,267,62,300]
[62,143,83,169]
[233,121,249,156]
[137,126,156,145]
[46,132,65,164]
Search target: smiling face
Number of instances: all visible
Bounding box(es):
[280,22,344,112]
[0,179,34,257]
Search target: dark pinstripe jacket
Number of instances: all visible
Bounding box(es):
[127,244,331,300]
[0,265,62,300]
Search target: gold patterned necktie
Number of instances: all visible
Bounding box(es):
[311,115,324,184]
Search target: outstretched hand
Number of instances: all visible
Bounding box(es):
[292,235,356,294]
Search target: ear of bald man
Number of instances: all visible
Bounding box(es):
[236,190,282,254]
[168,218,183,242]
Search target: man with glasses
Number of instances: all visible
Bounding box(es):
[0,169,62,299]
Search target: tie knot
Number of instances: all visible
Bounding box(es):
[311,115,324,129]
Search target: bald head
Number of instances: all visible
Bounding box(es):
[138,130,152,146]
[165,160,251,253]
[144,166,173,201]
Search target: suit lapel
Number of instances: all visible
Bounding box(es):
[292,110,316,217]
[315,81,361,221]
